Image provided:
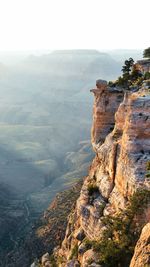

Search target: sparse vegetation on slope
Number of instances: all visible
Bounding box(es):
[90,189,150,267]
[109,48,150,90]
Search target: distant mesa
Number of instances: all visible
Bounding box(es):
[51,49,102,55]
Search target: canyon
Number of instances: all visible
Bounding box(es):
[0,50,149,266]
[0,50,122,266]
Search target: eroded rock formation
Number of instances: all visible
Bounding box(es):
[130,223,150,267]
[91,79,124,149]
[55,80,150,266]
[36,80,150,267]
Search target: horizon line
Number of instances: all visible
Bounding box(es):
[0,48,144,53]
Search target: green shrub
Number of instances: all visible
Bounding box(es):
[87,258,94,264]
[144,72,150,80]
[57,256,65,264]
[127,188,150,218]
[113,130,122,140]
[146,173,150,178]
[108,81,116,87]
[131,69,143,81]
[136,76,144,86]
[49,255,58,267]
[82,237,93,250]
[146,162,150,178]
[92,189,150,267]
[69,244,78,260]
[146,161,150,171]
[108,55,150,90]
[116,76,127,88]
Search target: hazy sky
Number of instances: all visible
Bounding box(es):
[0,0,149,51]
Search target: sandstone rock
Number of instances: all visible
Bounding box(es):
[90,81,124,148]
[45,263,52,267]
[41,253,51,266]
[130,223,150,267]
[57,82,150,266]
[107,92,150,212]
[82,249,99,267]
[96,79,107,90]
[77,89,149,257]
[90,264,102,267]
[30,260,40,267]
[66,259,80,267]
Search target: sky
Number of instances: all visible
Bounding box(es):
[0,0,149,52]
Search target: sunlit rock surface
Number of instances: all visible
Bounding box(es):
[56,81,150,266]
[130,223,150,267]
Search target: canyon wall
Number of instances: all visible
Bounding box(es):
[54,80,150,267]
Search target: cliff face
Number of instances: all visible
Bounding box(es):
[130,223,150,267]
[56,81,150,266]
[91,79,124,149]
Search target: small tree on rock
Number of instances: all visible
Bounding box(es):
[122,58,134,79]
[119,58,134,88]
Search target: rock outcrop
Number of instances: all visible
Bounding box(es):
[130,223,150,267]
[55,80,150,266]
[91,79,124,149]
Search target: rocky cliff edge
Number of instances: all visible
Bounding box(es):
[40,80,150,267]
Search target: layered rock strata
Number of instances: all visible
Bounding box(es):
[91,79,124,149]
[57,81,150,266]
